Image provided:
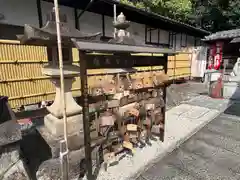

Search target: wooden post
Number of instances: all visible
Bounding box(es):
[79,51,93,180]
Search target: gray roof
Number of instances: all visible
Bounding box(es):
[72,39,176,54]
[203,29,240,42]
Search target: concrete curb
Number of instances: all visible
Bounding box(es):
[132,101,233,179]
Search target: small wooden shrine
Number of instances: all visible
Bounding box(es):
[17,8,176,180]
[203,28,240,71]
[73,12,175,179]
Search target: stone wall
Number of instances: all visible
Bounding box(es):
[0,112,30,180]
[0,145,29,180]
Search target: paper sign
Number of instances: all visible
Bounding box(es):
[123,90,130,96]
[123,141,133,150]
[17,118,33,131]
[127,124,138,131]
[145,104,155,110]
[113,93,123,100]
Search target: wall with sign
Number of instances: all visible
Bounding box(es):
[41,1,75,29]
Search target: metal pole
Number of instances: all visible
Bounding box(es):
[113,4,116,38]
[53,1,69,179]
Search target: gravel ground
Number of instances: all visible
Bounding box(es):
[137,102,240,180]
[166,82,208,110]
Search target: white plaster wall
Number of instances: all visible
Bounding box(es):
[181,33,187,46]
[0,0,201,49]
[42,2,103,34]
[187,35,195,47]
[129,22,145,45]
[105,15,114,37]
[146,29,150,42]
[159,29,169,44]
[0,0,38,27]
[151,29,158,44]
[175,33,182,50]
[41,1,75,28]
[78,11,102,34]
[42,2,102,34]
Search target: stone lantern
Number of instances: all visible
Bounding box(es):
[109,12,135,45]
[17,8,101,149]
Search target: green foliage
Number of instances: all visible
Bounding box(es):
[225,0,240,28]
[190,0,240,32]
[164,0,193,22]
[120,0,240,32]
[120,0,193,22]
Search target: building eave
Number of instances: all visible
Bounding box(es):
[102,0,210,35]
[203,28,240,43]
[43,0,210,37]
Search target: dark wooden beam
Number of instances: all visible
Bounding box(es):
[36,0,43,27]
[145,25,147,44]
[74,8,80,30]
[102,14,105,36]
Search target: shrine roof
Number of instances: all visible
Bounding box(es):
[72,39,176,55]
[203,29,240,42]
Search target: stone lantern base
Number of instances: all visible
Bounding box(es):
[43,77,83,137]
[44,113,83,137]
[37,76,91,157]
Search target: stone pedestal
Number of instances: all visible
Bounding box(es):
[44,78,83,137]
[40,64,85,152]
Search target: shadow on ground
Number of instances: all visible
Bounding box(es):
[224,102,240,117]
[20,130,52,180]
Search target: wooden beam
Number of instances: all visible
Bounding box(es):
[102,14,105,37]
[36,0,43,27]
[74,8,80,30]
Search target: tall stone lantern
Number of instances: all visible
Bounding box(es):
[109,12,135,45]
[17,9,101,150]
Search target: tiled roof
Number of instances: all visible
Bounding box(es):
[203,29,240,42]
